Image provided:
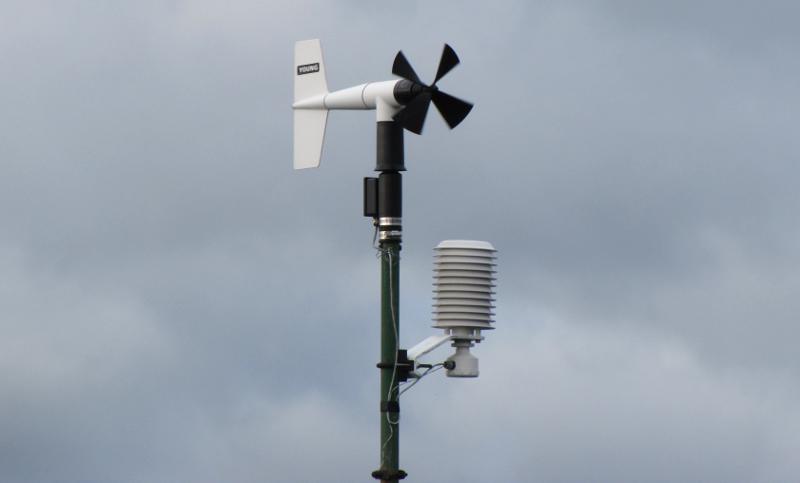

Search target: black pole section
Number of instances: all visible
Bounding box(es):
[371,120,407,482]
[378,172,402,218]
[376,121,406,172]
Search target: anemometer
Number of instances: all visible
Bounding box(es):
[293,39,497,482]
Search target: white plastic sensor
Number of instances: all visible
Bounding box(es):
[433,240,496,333]
[434,240,496,377]
[406,240,497,378]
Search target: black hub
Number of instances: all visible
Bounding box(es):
[390,44,474,135]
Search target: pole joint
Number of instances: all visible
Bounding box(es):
[378,216,402,242]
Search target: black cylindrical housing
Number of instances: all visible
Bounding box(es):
[378,172,402,218]
[376,121,405,172]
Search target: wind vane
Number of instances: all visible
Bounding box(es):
[292,39,497,483]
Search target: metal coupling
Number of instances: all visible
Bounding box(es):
[378,217,402,241]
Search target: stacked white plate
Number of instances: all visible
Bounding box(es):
[432,240,497,331]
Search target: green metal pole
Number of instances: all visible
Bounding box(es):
[371,121,405,482]
[379,239,401,482]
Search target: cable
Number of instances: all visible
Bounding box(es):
[381,245,401,454]
[399,363,444,396]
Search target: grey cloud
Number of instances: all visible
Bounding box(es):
[403,318,800,482]
[1,0,799,481]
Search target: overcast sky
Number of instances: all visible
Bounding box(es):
[2,1,800,482]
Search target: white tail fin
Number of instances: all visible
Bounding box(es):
[293,39,329,169]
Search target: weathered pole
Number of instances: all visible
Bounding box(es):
[369,121,407,482]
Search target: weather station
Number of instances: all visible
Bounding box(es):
[292,39,497,482]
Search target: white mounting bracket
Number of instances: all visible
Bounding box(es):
[407,334,453,362]
[407,328,485,362]
[407,329,486,377]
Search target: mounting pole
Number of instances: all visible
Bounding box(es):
[370,120,407,482]
[293,39,477,482]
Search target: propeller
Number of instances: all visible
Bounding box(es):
[392,44,473,135]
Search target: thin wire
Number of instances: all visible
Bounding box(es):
[388,247,400,408]
[399,363,444,396]
[381,245,401,454]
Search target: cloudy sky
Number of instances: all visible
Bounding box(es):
[2,1,799,482]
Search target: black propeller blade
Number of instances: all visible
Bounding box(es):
[432,90,473,129]
[392,51,421,85]
[433,44,460,84]
[395,92,432,135]
[391,44,473,135]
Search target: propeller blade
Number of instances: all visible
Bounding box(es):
[392,51,422,85]
[432,91,473,129]
[433,44,460,85]
[394,92,432,135]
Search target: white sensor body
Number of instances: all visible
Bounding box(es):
[408,240,497,378]
[433,240,497,333]
[434,240,496,377]
[293,39,402,169]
